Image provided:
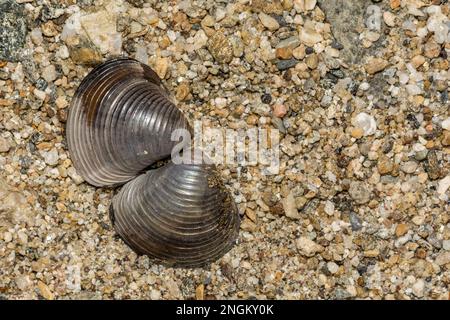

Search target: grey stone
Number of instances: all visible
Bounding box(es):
[317,0,367,64]
[277,59,299,71]
[349,212,363,231]
[0,0,28,62]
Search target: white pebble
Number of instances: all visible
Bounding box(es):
[437,175,450,196]
[441,117,450,131]
[443,240,450,251]
[412,279,425,298]
[327,262,339,274]
[43,148,59,166]
[353,112,377,136]
[42,65,57,83]
[214,97,227,109]
[30,28,43,45]
[67,167,84,185]
[33,88,46,100]
[57,45,70,59]
[324,200,334,216]
[3,232,12,242]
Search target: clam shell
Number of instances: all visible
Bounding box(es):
[110,161,240,267]
[66,58,190,187]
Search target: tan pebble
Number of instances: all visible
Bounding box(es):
[240,218,257,232]
[442,131,450,146]
[383,12,396,27]
[364,249,380,257]
[245,208,256,222]
[390,0,400,9]
[305,54,319,69]
[246,114,259,125]
[37,142,53,150]
[55,96,68,109]
[155,57,169,79]
[425,140,434,149]
[413,95,424,106]
[411,55,425,69]
[377,156,394,175]
[69,46,102,66]
[176,82,190,101]
[351,127,364,139]
[415,248,427,259]
[365,57,388,75]
[368,200,378,209]
[283,192,301,219]
[38,281,54,300]
[258,12,280,31]
[33,88,46,100]
[159,36,171,50]
[296,237,324,257]
[0,99,14,106]
[395,223,408,237]
[195,284,204,300]
[207,30,233,64]
[41,21,59,37]
[424,39,441,59]
[201,15,215,28]
[273,104,287,118]
[3,231,12,242]
[292,45,305,60]
[56,202,67,211]
[0,137,11,153]
[275,47,293,60]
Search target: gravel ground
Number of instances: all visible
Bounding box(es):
[0,0,449,300]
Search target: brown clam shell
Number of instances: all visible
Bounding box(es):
[110,160,240,268]
[66,58,190,187]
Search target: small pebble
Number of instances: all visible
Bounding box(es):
[258,13,280,31]
[352,113,377,136]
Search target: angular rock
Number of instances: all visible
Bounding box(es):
[207,30,233,64]
[299,27,323,46]
[349,181,372,204]
[282,192,300,219]
[317,0,367,64]
[80,10,122,55]
[365,57,388,75]
[0,0,27,61]
[296,237,324,257]
[258,13,280,31]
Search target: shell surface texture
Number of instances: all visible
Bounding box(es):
[67,58,240,268]
[66,57,190,187]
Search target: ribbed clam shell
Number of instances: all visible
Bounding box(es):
[66,58,190,187]
[110,161,240,268]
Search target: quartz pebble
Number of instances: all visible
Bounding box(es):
[43,148,59,166]
[437,176,450,196]
[412,279,425,298]
[442,118,450,131]
[327,262,339,274]
[352,113,377,136]
[42,65,57,82]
